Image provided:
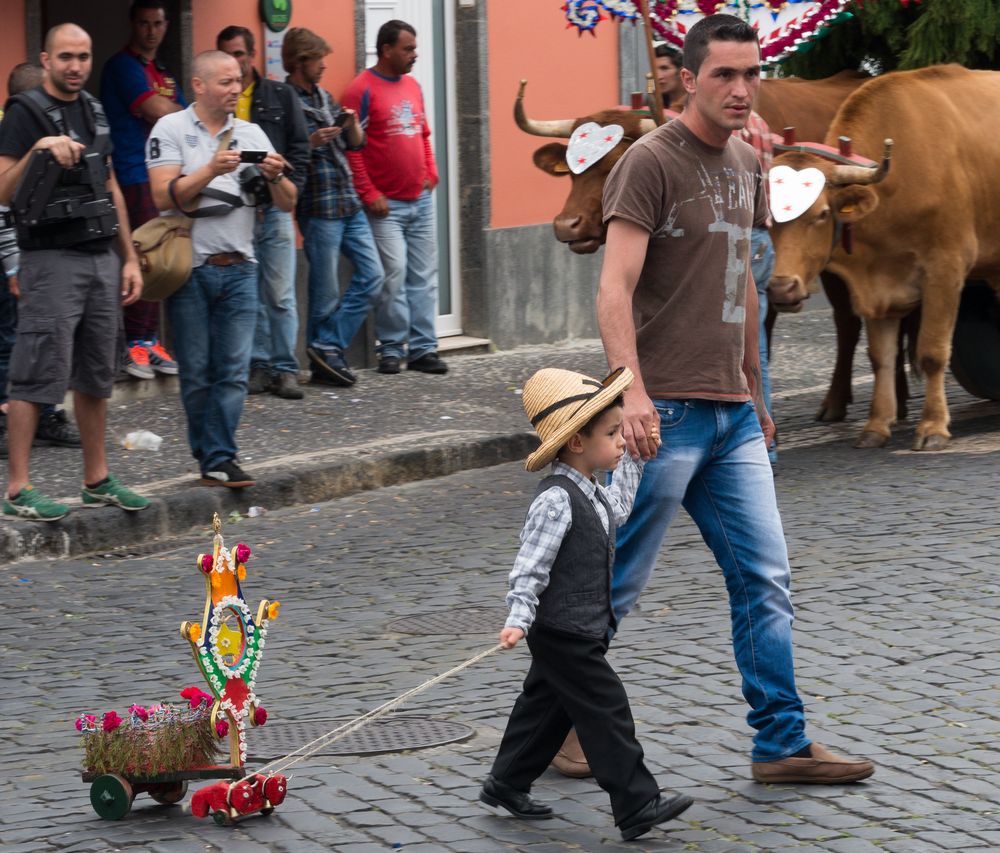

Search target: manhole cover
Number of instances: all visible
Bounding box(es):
[247,716,474,761]
[387,607,504,635]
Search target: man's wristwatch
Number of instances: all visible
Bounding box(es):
[269,172,284,185]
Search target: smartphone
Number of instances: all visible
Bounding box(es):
[333,111,351,128]
[239,150,268,163]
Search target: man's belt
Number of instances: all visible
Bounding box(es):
[204,252,247,266]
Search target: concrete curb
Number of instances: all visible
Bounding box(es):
[0,431,537,564]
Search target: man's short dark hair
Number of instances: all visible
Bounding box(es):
[130,0,168,21]
[217,25,255,55]
[376,19,416,57]
[7,62,43,96]
[683,14,759,77]
[654,44,682,66]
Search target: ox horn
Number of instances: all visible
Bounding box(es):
[514,80,575,138]
[831,138,894,186]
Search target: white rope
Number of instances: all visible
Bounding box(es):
[242,643,504,782]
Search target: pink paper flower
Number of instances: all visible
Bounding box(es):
[102,710,123,732]
[254,706,268,726]
[216,719,230,738]
[75,714,96,731]
[128,704,149,722]
[200,554,214,573]
[180,686,214,709]
[235,543,251,564]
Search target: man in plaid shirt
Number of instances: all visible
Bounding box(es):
[284,27,384,388]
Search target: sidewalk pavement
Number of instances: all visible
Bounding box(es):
[0,341,609,563]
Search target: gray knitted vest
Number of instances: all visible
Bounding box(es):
[532,474,617,640]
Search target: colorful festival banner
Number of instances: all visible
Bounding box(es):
[562,0,857,64]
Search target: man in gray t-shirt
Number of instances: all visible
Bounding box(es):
[597,14,874,786]
[146,50,296,488]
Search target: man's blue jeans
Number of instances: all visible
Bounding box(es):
[300,210,384,354]
[751,226,776,463]
[612,399,808,761]
[167,262,257,472]
[367,190,439,360]
[251,207,299,375]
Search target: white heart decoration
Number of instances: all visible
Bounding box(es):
[769,165,826,223]
[566,122,625,174]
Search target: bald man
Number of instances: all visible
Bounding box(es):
[0,23,149,521]
[146,50,296,489]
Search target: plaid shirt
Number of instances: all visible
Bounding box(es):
[505,455,643,632]
[289,80,362,220]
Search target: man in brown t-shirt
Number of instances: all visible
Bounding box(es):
[596,14,874,785]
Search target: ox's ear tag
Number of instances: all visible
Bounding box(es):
[769,165,826,223]
[566,122,624,174]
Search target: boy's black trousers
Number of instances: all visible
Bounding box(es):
[489,625,659,824]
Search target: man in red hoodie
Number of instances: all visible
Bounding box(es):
[341,20,446,376]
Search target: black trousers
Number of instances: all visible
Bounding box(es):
[490,626,659,825]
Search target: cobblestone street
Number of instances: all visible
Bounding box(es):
[3,299,1000,852]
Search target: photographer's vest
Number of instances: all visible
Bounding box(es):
[7,87,118,250]
[531,475,618,640]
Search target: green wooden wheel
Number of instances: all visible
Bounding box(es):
[212,808,233,826]
[90,773,134,820]
[149,781,188,805]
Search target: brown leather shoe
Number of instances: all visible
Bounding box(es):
[752,743,874,784]
[550,729,592,778]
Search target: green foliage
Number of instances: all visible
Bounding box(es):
[776,0,1000,78]
[82,714,222,777]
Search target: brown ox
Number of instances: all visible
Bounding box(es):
[518,73,897,423]
[768,65,1000,450]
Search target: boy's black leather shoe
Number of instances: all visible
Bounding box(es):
[619,792,693,841]
[479,775,554,820]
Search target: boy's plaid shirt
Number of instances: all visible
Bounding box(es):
[504,455,643,632]
[290,81,362,220]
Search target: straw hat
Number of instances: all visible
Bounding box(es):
[522,366,634,472]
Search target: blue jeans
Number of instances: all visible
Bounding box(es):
[251,207,299,375]
[167,262,257,472]
[751,226,776,463]
[612,399,808,761]
[368,190,439,360]
[300,210,384,354]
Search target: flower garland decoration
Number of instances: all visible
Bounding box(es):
[560,0,906,64]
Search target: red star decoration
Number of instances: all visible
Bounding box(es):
[579,132,589,138]
[783,205,792,211]
[577,157,587,164]
[774,177,784,184]
[803,181,813,187]
[604,135,614,142]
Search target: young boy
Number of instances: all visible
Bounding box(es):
[480,366,693,842]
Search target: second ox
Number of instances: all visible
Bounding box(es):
[768,65,1000,450]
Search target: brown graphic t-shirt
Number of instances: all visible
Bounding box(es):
[602,119,767,401]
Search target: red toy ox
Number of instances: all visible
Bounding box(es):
[191,773,288,825]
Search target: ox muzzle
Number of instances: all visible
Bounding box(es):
[768,275,810,313]
[553,214,604,254]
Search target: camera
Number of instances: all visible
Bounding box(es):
[239,149,268,163]
[240,166,271,206]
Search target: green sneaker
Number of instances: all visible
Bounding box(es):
[81,474,150,512]
[3,485,70,521]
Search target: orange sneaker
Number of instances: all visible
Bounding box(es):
[145,340,179,375]
[125,343,155,379]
